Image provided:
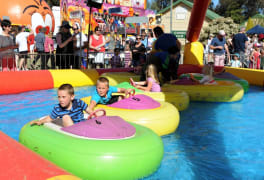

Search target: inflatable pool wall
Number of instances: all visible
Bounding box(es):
[0,66,263,95]
[0,131,80,180]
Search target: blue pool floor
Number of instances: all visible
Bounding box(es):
[0,86,264,179]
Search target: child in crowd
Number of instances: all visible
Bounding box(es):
[249,44,260,69]
[260,49,264,70]
[87,77,133,113]
[130,64,161,92]
[110,48,122,68]
[230,53,242,68]
[124,44,132,68]
[190,64,216,85]
[30,84,91,127]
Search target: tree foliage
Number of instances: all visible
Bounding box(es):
[200,17,239,44]
[46,0,60,7]
[215,0,264,23]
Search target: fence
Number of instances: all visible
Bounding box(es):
[0,51,132,71]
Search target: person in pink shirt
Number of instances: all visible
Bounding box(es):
[249,44,260,69]
[44,32,55,69]
[130,64,161,92]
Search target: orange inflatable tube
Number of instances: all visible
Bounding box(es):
[0,131,80,180]
[0,70,54,95]
[186,0,211,42]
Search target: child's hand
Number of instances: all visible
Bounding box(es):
[30,120,43,126]
[126,88,135,97]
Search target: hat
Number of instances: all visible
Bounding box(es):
[61,21,72,29]
[253,43,261,48]
[234,53,240,58]
[218,30,225,36]
[209,34,214,37]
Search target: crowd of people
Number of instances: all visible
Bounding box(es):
[205,27,264,69]
[0,19,162,71]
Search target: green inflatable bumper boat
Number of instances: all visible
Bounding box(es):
[19,114,164,180]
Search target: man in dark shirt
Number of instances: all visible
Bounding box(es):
[232,27,248,67]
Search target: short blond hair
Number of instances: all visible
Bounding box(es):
[97,77,109,87]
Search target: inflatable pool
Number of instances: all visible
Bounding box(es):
[180,72,249,92]
[162,79,244,102]
[115,82,189,111]
[82,94,180,136]
[19,111,164,180]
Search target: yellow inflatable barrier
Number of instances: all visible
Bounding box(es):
[49,69,99,87]
[162,81,244,102]
[82,96,180,136]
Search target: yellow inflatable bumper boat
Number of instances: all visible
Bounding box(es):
[115,82,189,111]
[162,80,244,102]
[82,94,180,136]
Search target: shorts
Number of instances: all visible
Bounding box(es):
[105,95,120,105]
[94,52,104,63]
[19,51,29,59]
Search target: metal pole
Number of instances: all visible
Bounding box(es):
[86,6,92,68]
[170,0,173,33]
[79,3,82,68]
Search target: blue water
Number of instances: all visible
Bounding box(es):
[0,86,264,179]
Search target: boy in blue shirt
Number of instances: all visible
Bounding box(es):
[31,84,90,127]
[87,77,133,113]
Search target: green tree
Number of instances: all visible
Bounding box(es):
[215,0,264,22]
[200,17,239,44]
[46,0,60,7]
[246,17,254,31]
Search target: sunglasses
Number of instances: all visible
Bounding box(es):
[73,28,78,30]
[136,38,141,40]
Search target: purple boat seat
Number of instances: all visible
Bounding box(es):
[108,94,160,110]
[61,116,136,139]
[214,72,241,80]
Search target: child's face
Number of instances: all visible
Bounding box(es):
[96,82,109,97]
[114,50,119,55]
[57,90,74,109]
[234,56,239,60]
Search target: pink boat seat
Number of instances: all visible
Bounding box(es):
[108,94,160,110]
[61,116,136,139]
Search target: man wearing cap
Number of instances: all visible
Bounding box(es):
[56,21,74,69]
[232,27,248,67]
[210,30,230,66]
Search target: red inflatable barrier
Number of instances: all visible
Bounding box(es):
[96,68,134,75]
[0,131,80,180]
[0,70,53,95]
